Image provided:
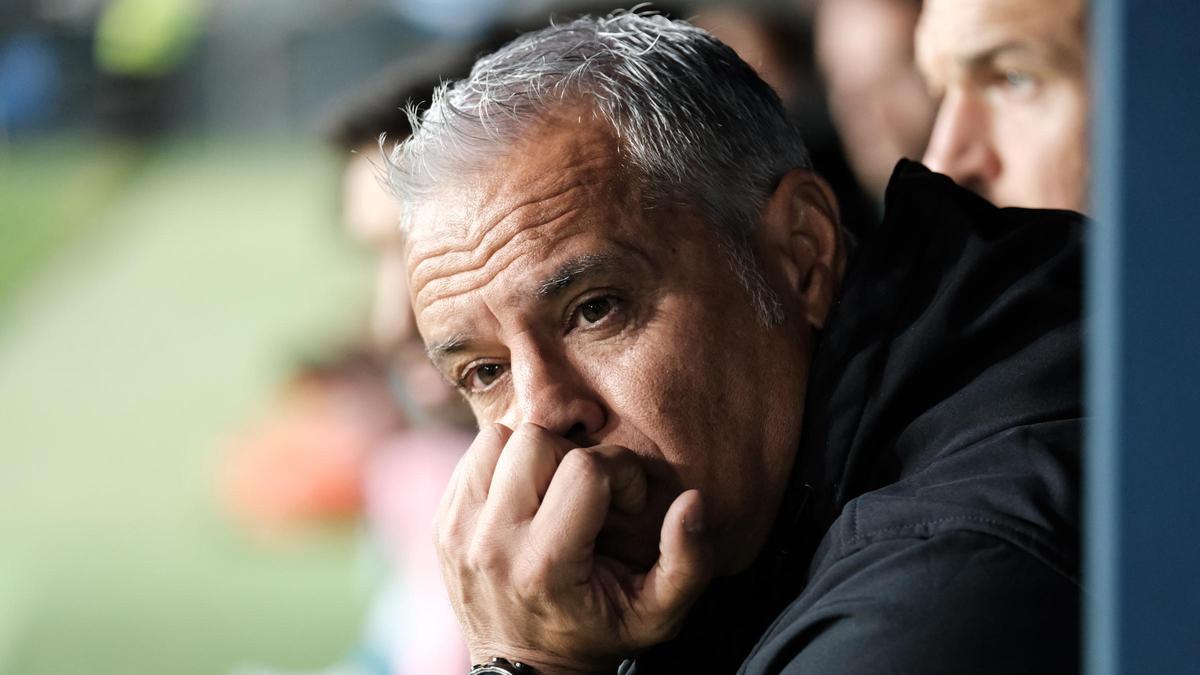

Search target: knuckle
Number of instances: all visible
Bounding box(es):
[650,615,684,643]
[561,447,603,482]
[464,539,490,572]
[515,420,547,442]
[433,512,467,553]
[631,610,682,647]
[512,557,551,599]
[473,423,506,448]
[590,443,628,461]
[465,532,507,574]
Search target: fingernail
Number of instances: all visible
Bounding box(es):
[685,513,704,534]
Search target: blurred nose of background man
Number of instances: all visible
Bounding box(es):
[921,87,1002,198]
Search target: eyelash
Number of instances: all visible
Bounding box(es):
[456,361,507,394]
[985,67,1039,95]
[565,292,623,333]
[454,291,627,395]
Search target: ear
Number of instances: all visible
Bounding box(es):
[756,169,846,330]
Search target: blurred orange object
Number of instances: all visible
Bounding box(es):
[219,352,401,536]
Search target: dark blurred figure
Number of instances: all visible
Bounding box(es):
[815,0,937,204]
[0,32,63,135]
[916,0,1089,212]
[695,3,880,238]
[691,5,806,105]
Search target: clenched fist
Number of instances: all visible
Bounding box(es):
[434,422,715,674]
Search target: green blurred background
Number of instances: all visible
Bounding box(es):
[0,0,517,670]
[0,137,372,675]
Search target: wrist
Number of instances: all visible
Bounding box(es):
[469,650,610,675]
[470,657,534,675]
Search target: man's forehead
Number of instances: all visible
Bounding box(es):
[402,114,644,312]
[405,113,626,246]
[919,0,1085,68]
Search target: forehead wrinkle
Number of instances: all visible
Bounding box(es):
[415,206,593,310]
[410,159,634,311]
[409,149,620,294]
[421,228,618,374]
[409,180,587,282]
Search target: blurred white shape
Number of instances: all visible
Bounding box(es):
[388,0,507,37]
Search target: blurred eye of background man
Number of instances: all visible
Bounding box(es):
[917,0,1090,212]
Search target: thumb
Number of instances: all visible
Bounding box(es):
[629,489,714,643]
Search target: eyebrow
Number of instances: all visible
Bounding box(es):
[425,249,644,372]
[960,41,1036,70]
[535,252,625,300]
[961,38,1082,76]
[426,333,471,369]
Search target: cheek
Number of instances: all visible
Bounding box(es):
[998,86,1086,166]
[1049,88,1090,174]
[589,301,768,485]
[995,88,1089,208]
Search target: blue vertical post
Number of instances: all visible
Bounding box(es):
[1088,1,1200,673]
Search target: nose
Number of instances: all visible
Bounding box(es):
[922,88,1001,195]
[502,346,607,446]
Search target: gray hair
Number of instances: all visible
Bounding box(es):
[387,9,812,324]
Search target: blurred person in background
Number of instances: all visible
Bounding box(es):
[329,47,483,431]
[221,350,400,537]
[691,5,804,105]
[324,45,485,675]
[916,0,1089,212]
[814,0,937,205]
[225,46,486,675]
[694,3,879,239]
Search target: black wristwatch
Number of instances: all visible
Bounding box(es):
[469,657,533,674]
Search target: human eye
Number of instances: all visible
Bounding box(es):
[1002,68,1037,92]
[568,293,623,331]
[984,62,1042,100]
[458,361,508,394]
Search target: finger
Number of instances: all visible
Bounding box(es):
[532,446,647,567]
[629,489,713,640]
[584,445,647,515]
[433,449,468,526]
[451,423,512,513]
[485,422,573,521]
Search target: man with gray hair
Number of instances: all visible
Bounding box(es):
[389,10,1083,674]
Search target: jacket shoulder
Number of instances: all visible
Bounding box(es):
[740,527,1080,675]
[740,416,1082,674]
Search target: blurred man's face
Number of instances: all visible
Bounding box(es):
[917,0,1089,211]
[404,112,823,573]
[342,145,415,351]
[342,144,465,420]
[817,0,937,201]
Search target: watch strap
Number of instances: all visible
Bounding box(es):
[469,656,533,674]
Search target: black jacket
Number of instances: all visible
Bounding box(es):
[625,161,1083,674]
